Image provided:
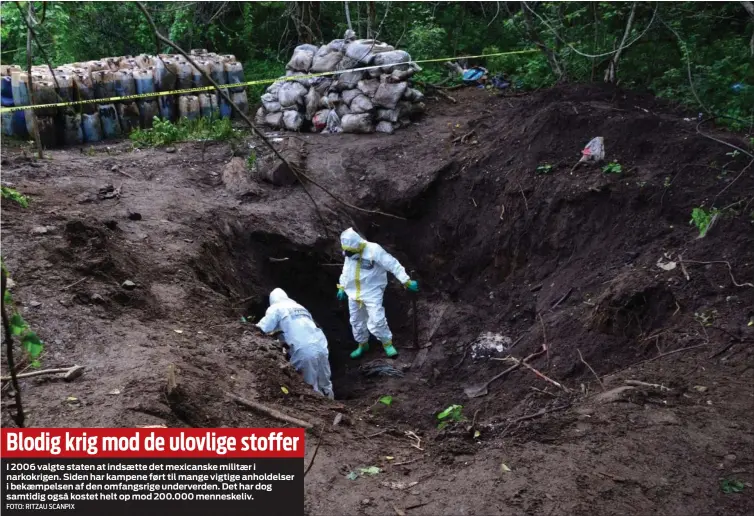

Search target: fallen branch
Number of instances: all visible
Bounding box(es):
[464,345,546,398]
[708,341,738,360]
[519,184,529,212]
[602,343,710,379]
[530,386,558,398]
[714,158,754,208]
[404,430,424,450]
[60,277,88,291]
[518,359,570,393]
[453,130,477,144]
[303,424,323,476]
[677,254,690,281]
[578,349,604,391]
[391,457,420,467]
[0,365,84,382]
[625,379,670,391]
[510,403,570,424]
[227,393,313,429]
[112,167,137,180]
[550,287,573,310]
[538,313,549,368]
[682,259,753,288]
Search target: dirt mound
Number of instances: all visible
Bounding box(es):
[1,84,752,515]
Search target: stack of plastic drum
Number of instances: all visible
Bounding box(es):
[0,50,247,147]
[1,65,26,138]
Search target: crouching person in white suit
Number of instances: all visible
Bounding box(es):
[256,288,334,399]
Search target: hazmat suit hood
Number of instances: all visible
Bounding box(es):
[269,288,290,306]
[341,228,367,255]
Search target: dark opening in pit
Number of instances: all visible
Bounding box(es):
[193,224,415,400]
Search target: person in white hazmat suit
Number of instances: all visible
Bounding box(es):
[256,288,334,399]
[336,228,419,359]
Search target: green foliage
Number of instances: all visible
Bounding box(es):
[378,395,393,407]
[246,150,257,170]
[242,58,286,100]
[130,116,241,148]
[536,163,554,174]
[690,207,719,237]
[0,2,750,131]
[2,263,44,367]
[1,186,29,208]
[602,161,623,174]
[721,479,745,494]
[437,404,465,429]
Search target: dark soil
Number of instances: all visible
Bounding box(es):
[2,84,753,516]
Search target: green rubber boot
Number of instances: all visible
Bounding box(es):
[350,342,369,359]
[382,341,398,358]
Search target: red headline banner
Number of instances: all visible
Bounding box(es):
[1,428,306,459]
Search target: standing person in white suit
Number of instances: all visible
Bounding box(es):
[336,228,419,359]
[256,288,334,399]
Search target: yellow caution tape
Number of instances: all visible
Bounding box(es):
[0,49,537,114]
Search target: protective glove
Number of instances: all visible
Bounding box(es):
[404,280,419,292]
[337,288,347,301]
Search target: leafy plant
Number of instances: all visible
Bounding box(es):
[602,161,623,174]
[437,404,465,429]
[693,309,717,326]
[130,116,241,148]
[690,207,719,237]
[378,395,393,406]
[1,263,43,367]
[721,479,745,494]
[1,186,29,208]
[536,163,553,175]
[246,150,257,170]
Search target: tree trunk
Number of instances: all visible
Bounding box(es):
[520,3,566,82]
[26,2,43,159]
[289,2,319,44]
[367,1,376,38]
[344,1,353,32]
[741,1,754,56]
[591,2,598,81]
[604,2,637,83]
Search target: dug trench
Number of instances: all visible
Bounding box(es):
[1,85,753,515]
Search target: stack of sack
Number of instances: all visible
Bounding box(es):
[1,50,248,147]
[256,32,425,135]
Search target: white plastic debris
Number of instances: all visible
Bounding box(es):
[656,253,677,271]
[579,137,605,163]
[471,332,513,360]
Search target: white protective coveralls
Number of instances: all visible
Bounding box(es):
[338,228,411,346]
[256,288,334,399]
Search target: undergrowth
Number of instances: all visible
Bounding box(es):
[690,207,719,238]
[130,116,243,148]
[1,186,29,208]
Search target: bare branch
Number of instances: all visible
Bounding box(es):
[521,2,566,81]
[487,1,501,27]
[344,1,353,32]
[523,1,658,60]
[604,2,637,83]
